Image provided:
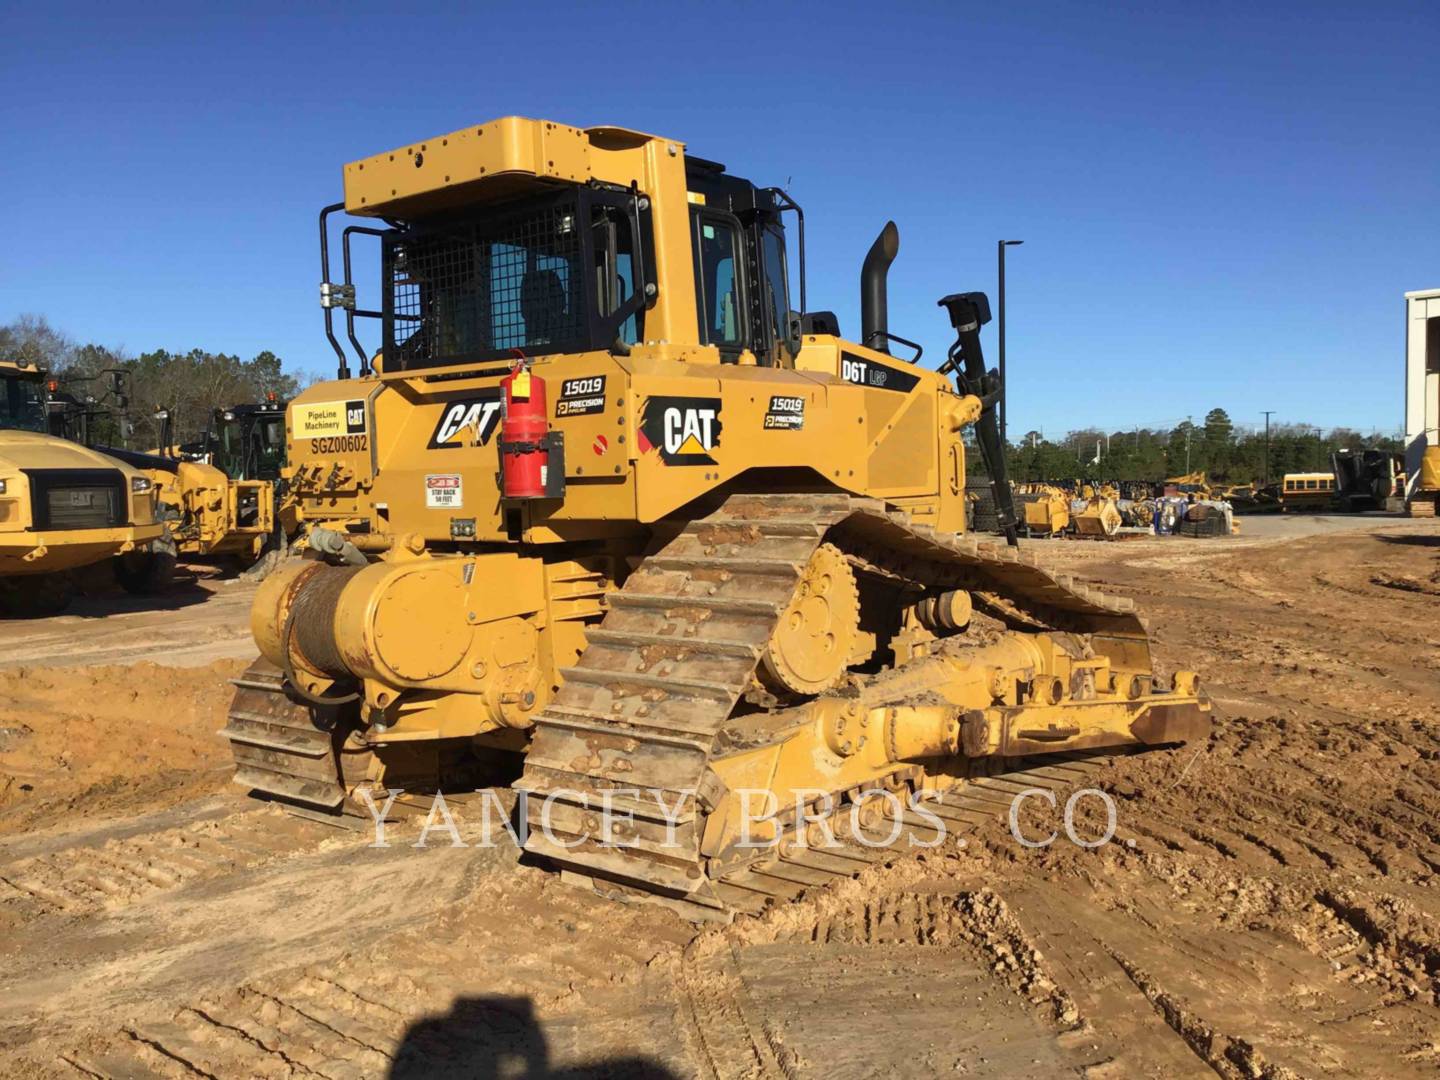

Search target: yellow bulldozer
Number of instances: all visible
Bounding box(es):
[1018,484,1071,536]
[223,117,1210,920]
[0,359,169,614]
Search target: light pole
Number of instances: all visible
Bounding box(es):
[997,239,1024,451]
[1261,410,1274,486]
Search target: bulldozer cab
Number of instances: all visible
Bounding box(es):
[375,174,796,371]
[681,158,800,366]
[381,185,655,370]
[323,120,802,379]
[0,360,49,433]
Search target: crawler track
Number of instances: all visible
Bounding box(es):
[517,493,1149,918]
[217,494,1162,919]
[691,751,1110,919]
[221,661,373,810]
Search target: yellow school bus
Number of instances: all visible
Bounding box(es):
[1280,472,1335,512]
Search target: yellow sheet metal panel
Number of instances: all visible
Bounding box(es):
[344,117,592,217]
[1419,445,1440,490]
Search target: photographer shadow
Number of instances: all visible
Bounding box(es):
[388,994,680,1080]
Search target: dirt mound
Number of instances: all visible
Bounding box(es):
[0,660,243,836]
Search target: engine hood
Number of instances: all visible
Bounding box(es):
[0,429,144,479]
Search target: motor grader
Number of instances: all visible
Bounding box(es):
[137,403,287,563]
[142,447,275,562]
[225,117,1211,919]
[0,359,167,614]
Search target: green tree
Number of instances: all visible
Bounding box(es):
[3,317,301,451]
[1203,407,1233,477]
[1203,407,1232,444]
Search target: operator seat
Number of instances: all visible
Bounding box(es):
[520,269,568,345]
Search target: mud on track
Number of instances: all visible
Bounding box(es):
[0,520,1437,1078]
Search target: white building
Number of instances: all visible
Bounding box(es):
[1404,287,1440,496]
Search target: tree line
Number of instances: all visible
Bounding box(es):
[0,315,303,450]
[1001,407,1401,486]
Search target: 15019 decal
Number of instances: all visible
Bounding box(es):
[839,351,920,393]
[554,375,606,418]
[637,396,722,466]
[764,395,805,430]
[428,391,503,449]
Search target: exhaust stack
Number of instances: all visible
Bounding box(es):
[861,221,899,353]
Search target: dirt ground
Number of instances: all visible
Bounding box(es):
[1,519,1437,1079]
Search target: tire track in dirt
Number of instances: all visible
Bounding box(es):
[0,807,358,927]
[1109,951,1304,1080]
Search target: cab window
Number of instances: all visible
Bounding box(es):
[693,213,744,351]
[761,225,793,362]
[593,205,642,346]
[0,375,47,433]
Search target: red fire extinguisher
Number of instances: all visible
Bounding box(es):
[498,362,551,499]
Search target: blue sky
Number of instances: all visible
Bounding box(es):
[2,2,1434,438]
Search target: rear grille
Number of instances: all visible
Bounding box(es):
[23,469,128,530]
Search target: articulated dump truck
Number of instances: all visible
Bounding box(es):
[0,359,166,614]
[224,117,1211,919]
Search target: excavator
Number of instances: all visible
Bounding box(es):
[223,117,1211,919]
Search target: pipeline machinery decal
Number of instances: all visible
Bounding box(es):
[296,398,368,454]
[637,396,722,466]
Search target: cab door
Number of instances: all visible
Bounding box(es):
[690,208,749,363]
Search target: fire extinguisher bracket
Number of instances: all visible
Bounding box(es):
[542,430,565,498]
[498,366,564,499]
[496,431,566,500]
